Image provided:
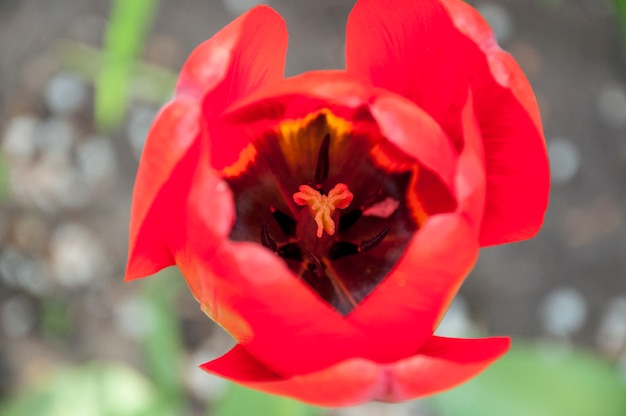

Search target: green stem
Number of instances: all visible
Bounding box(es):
[96,0,160,131]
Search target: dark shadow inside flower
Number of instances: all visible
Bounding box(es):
[220,107,456,315]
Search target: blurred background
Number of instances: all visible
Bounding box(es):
[0,0,625,415]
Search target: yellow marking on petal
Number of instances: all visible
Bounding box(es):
[277,109,353,176]
[220,143,257,178]
[279,109,352,144]
[293,183,354,238]
[406,166,429,226]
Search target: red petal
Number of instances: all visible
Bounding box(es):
[438,0,549,245]
[180,213,476,378]
[219,71,458,189]
[369,90,458,191]
[176,239,364,377]
[455,89,486,233]
[178,73,475,374]
[346,0,548,246]
[176,5,287,107]
[201,345,386,407]
[125,99,200,280]
[125,6,287,280]
[348,212,478,359]
[220,70,373,120]
[178,5,288,170]
[387,335,510,400]
[346,0,474,134]
[201,336,510,406]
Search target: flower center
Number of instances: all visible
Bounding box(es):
[293,183,354,238]
[220,108,456,315]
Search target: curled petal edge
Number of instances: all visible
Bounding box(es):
[438,0,549,246]
[369,90,459,192]
[439,0,542,129]
[125,5,288,280]
[176,5,287,105]
[202,336,510,407]
[125,99,200,280]
[454,88,486,235]
[345,0,549,246]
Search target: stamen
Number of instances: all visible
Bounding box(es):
[270,206,297,237]
[260,222,278,252]
[278,243,304,261]
[338,208,362,232]
[327,226,391,260]
[328,241,359,260]
[360,226,391,252]
[315,133,331,187]
[293,183,354,238]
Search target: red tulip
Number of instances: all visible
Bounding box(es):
[125,0,549,407]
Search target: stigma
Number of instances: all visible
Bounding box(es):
[293,183,354,238]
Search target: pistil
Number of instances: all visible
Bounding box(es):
[293,183,354,238]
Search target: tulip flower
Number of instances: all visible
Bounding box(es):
[125,0,549,407]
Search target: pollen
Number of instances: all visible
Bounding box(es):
[293,183,354,238]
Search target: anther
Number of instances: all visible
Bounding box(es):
[278,243,304,261]
[260,222,278,252]
[338,208,362,233]
[360,226,391,252]
[293,183,354,238]
[270,206,297,237]
[327,225,391,260]
[328,241,359,260]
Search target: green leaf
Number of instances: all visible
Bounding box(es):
[0,362,169,416]
[96,0,159,130]
[212,382,325,416]
[429,342,626,416]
